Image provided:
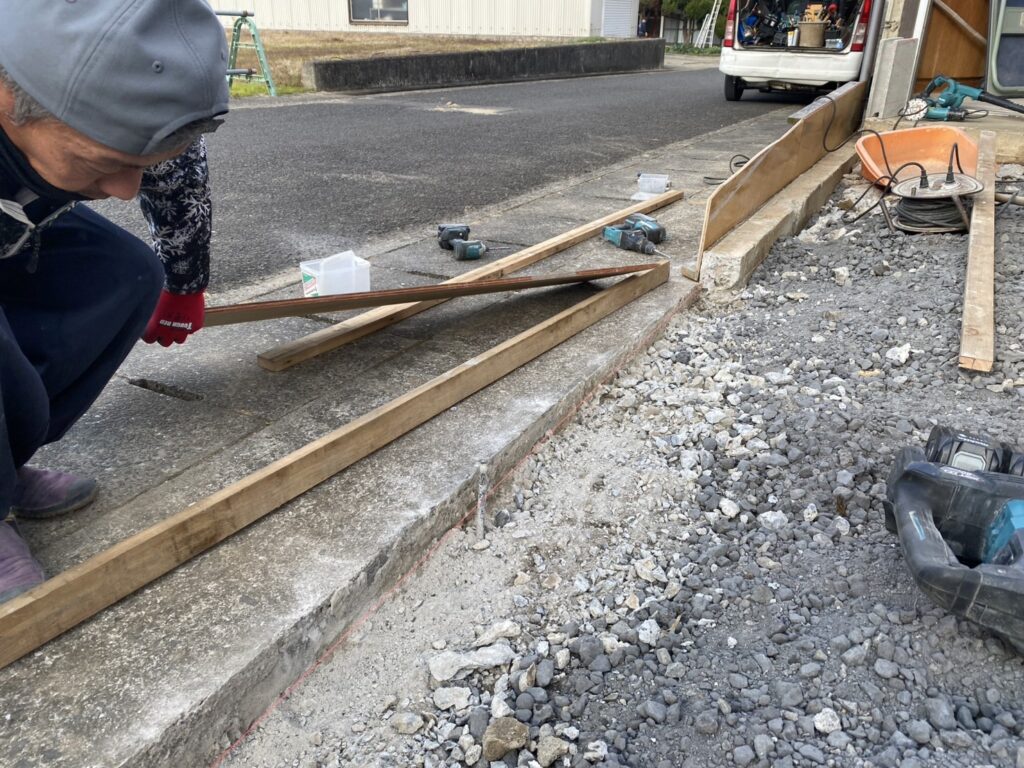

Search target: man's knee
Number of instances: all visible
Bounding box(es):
[76,209,164,314]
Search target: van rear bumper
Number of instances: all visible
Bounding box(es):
[719,48,862,87]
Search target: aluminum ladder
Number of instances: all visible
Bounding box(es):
[695,0,724,48]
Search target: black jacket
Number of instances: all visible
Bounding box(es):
[0,136,212,295]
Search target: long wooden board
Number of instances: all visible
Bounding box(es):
[205,264,660,327]
[695,81,867,278]
[0,262,669,669]
[960,130,997,372]
[256,190,683,371]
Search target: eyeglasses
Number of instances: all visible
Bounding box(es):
[0,198,34,260]
[0,199,75,261]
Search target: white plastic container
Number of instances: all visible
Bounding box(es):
[637,173,670,194]
[300,250,370,297]
[631,173,672,201]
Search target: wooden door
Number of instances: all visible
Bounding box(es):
[915,0,990,90]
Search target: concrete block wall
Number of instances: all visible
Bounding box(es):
[302,39,665,92]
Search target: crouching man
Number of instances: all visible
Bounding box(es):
[0,0,230,601]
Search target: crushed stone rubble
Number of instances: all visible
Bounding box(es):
[239,176,1024,768]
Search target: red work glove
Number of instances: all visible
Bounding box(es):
[143,290,205,346]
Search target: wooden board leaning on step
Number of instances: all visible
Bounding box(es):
[205,264,661,326]
[691,80,867,282]
[0,262,669,670]
[257,189,683,372]
[960,130,997,372]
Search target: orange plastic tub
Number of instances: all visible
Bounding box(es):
[856,125,978,186]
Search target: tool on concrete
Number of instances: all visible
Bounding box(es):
[437,224,471,250]
[623,213,667,244]
[884,425,1024,653]
[602,226,666,257]
[205,263,662,326]
[449,239,513,261]
[259,189,685,372]
[920,75,1024,122]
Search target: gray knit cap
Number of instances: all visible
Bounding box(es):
[0,0,230,155]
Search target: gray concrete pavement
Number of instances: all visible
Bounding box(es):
[0,79,795,767]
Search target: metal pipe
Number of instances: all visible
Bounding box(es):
[858,0,887,83]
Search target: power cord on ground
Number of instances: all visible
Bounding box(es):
[702,154,750,186]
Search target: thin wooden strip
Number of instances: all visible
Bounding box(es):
[959,130,997,372]
[205,263,660,326]
[696,81,866,267]
[0,262,670,669]
[256,190,684,371]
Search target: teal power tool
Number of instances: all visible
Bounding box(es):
[449,239,512,261]
[602,226,665,256]
[920,75,1024,121]
[622,213,667,244]
[438,224,471,250]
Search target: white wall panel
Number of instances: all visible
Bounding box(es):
[207,0,597,36]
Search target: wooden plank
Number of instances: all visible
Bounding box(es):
[0,262,669,669]
[696,81,867,276]
[205,264,660,326]
[256,190,684,371]
[960,130,997,372]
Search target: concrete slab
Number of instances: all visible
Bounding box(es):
[0,108,793,768]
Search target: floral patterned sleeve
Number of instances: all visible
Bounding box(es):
[138,136,212,295]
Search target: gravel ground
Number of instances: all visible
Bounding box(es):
[226,174,1024,768]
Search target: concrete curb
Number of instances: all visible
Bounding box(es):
[700,146,858,291]
[302,40,665,93]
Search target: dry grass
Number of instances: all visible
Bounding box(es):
[229,30,586,91]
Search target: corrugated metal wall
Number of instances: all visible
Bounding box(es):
[600,0,638,38]
[205,0,600,36]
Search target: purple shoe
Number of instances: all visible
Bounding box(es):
[11,466,98,519]
[0,519,45,603]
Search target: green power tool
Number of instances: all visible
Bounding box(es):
[920,75,1024,121]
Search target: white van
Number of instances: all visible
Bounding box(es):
[719,0,873,100]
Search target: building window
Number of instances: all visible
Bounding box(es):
[350,0,409,23]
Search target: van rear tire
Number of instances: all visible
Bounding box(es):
[724,75,745,101]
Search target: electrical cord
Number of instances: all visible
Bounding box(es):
[892,100,929,131]
[702,153,751,185]
[890,143,974,232]
[818,95,976,232]
[842,160,932,225]
[894,197,969,230]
